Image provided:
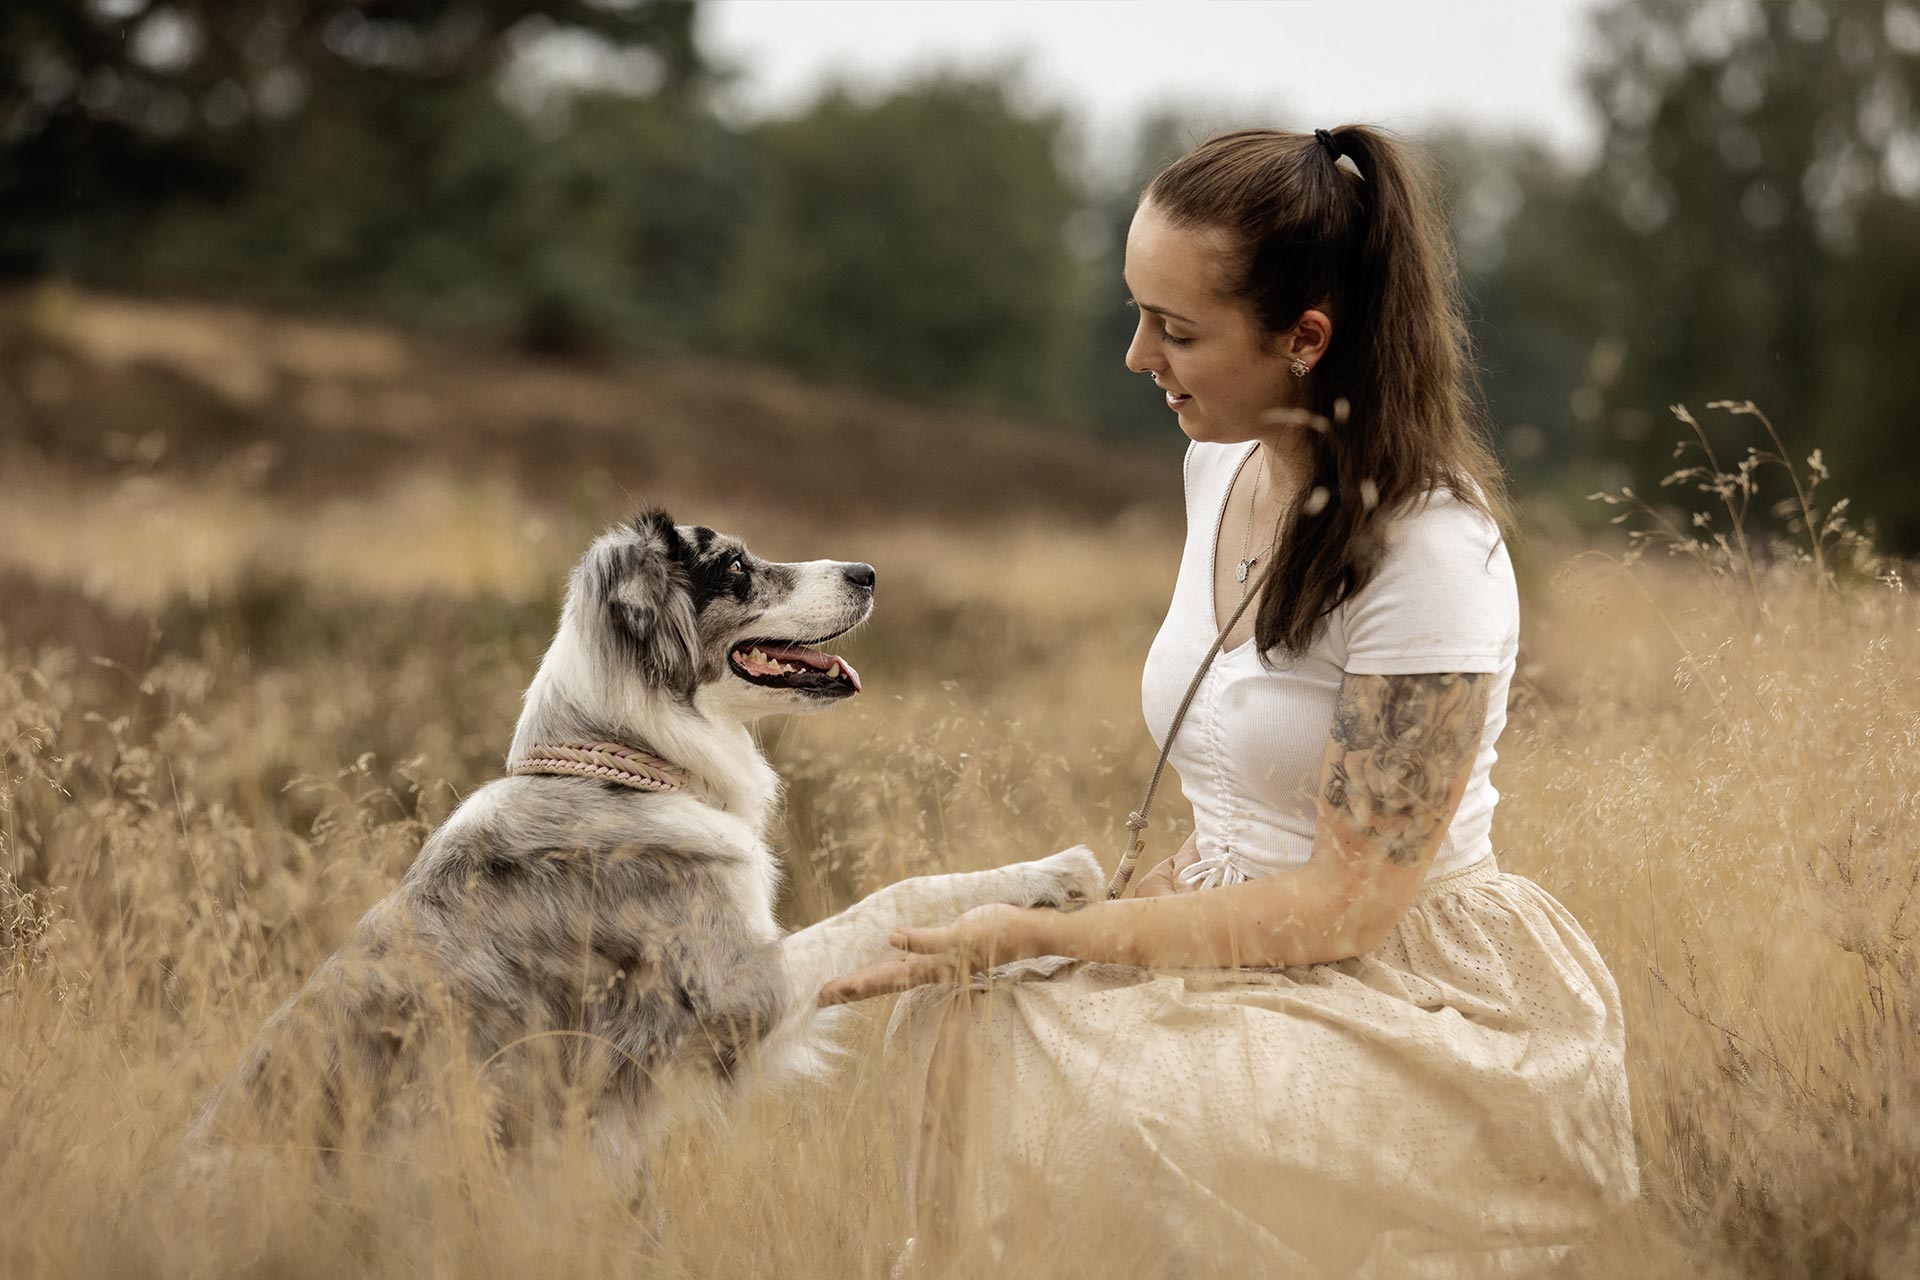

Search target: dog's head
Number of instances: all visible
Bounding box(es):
[565,509,873,722]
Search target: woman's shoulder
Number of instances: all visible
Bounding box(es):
[1337,481,1517,674]
[1381,482,1507,558]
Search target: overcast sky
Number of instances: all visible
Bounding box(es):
[701,0,1609,167]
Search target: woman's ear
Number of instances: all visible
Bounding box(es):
[1276,306,1334,364]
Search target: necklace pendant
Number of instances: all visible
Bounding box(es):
[1235,558,1253,584]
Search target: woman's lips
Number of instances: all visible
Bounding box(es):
[1165,390,1192,411]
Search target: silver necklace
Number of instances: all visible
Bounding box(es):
[1235,449,1278,593]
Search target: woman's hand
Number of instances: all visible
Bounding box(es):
[817,903,1051,1006]
[1130,832,1203,898]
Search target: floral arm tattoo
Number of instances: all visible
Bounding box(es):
[1322,671,1492,867]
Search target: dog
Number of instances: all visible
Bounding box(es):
[184,509,1103,1182]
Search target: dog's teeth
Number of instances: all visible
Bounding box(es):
[749,649,767,664]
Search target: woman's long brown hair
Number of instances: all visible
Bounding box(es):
[1144,125,1515,662]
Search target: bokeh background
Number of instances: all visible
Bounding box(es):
[2,3,1918,1278]
[4,0,1919,540]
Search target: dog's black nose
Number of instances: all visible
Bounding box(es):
[843,563,876,590]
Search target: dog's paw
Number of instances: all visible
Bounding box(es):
[1020,844,1106,910]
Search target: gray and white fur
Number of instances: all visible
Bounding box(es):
[186,509,1102,1183]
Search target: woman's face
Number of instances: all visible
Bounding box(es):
[1122,198,1328,444]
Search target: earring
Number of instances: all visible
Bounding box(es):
[1290,358,1310,378]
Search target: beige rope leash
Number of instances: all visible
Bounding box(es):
[509,741,688,793]
[1105,587,1259,899]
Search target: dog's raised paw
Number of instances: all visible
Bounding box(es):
[1023,844,1106,909]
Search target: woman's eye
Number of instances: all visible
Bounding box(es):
[1125,298,1189,346]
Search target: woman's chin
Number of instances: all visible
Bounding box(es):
[1176,414,1255,446]
[1172,406,1215,440]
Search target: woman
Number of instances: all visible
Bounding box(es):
[822,125,1640,1275]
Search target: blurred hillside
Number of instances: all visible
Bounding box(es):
[0,281,1195,696]
[4,0,1919,549]
[0,284,1175,528]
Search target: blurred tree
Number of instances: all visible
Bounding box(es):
[1554,0,1920,549]
[721,75,1084,416]
[2,0,723,350]
[1429,127,1651,497]
[1073,110,1214,443]
[1822,187,1920,551]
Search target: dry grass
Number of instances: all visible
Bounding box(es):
[2,292,1916,1277]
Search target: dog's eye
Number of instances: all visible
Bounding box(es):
[726,556,747,577]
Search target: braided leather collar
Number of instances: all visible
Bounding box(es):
[508,741,687,793]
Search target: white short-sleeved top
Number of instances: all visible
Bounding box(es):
[1141,440,1519,887]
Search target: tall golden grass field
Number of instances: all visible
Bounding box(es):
[1,290,1914,1276]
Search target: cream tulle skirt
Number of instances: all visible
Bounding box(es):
[883,855,1641,1277]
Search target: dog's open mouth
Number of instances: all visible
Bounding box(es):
[729,641,863,696]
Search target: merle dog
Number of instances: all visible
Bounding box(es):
[187,510,1101,1182]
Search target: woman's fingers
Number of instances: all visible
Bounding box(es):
[889,925,955,954]
[816,954,955,1006]
[829,906,1033,1003]
[1130,855,1180,898]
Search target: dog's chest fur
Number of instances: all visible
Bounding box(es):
[405,777,789,1062]
[199,776,797,1155]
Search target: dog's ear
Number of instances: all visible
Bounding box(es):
[598,512,699,696]
[634,508,686,565]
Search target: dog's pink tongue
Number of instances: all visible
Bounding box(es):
[766,644,862,693]
[745,644,863,692]
[758,643,817,666]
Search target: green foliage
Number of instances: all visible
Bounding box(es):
[1479,0,1920,549]
[1819,190,1920,551]
[722,77,1085,416]
[1073,111,1215,441]
[3,0,727,353]
[34,74,754,354]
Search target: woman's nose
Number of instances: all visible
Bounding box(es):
[1124,331,1158,377]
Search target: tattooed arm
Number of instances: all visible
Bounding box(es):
[1297,669,1492,953]
[825,670,1493,988]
